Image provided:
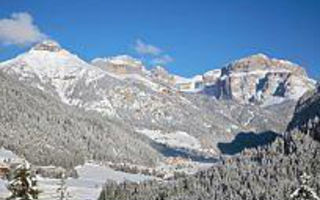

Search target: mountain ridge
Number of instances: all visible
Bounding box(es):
[1,40,315,107]
[0,40,313,168]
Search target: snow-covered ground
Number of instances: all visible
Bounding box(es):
[0,148,20,162]
[0,148,152,200]
[0,179,9,198]
[0,146,217,199]
[0,163,152,200]
[136,129,202,150]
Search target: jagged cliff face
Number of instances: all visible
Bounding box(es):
[91,53,315,107]
[287,85,320,141]
[202,54,316,105]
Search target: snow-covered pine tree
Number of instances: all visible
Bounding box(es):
[54,172,71,200]
[290,173,320,200]
[6,161,41,200]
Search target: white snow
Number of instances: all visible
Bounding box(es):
[0,47,107,106]
[84,99,118,117]
[0,148,19,161]
[244,110,255,126]
[174,74,205,93]
[229,69,291,77]
[117,73,162,92]
[261,96,287,107]
[0,41,316,119]
[0,179,9,198]
[203,69,221,78]
[75,163,151,183]
[0,148,23,164]
[0,163,152,200]
[136,129,201,150]
[174,74,203,84]
[92,55,143,68]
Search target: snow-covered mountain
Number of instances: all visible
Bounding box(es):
[0,40,105,106]
[175,54,316,106]
[0,40,310,168]
[0,69,162,168]
[1,40,165,117]
[287,84,320,141]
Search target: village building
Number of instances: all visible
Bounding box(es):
[0,162,9,178]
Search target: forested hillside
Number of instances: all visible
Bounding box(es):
[99,87,320,200]
[0,71,161,168]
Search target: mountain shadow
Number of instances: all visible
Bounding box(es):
[218,131,280,155]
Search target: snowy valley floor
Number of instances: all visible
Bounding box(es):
[0,147,215,200]
[0,163,152,200]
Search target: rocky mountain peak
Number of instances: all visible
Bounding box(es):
[91,55,145,75]
[170,54,316,105]
[149,66,176,85]
[227,53,307,76]
[150,65,170,78]
[1,39,90,73]
[0,44,313,173]
[92,55,143,68]
[31,39,62,52]
[0,41,316,108]
[151,66,168,74]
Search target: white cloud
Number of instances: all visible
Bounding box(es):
[134,39,161,56]
[0,12,46,46]
[152,55,174,65]
[134,39,174,65]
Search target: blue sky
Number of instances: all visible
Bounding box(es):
[0,0,319,78]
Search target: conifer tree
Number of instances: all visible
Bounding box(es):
[290,173,320,200]
[6,161,41,200]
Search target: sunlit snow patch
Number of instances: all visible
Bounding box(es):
[37,163,152,200]
[136,129,201,150]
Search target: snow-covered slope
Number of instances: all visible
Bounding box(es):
[1,41,166,117]
[1,40,107,108]
[136,129,202,150]
[0,162,152,200]
[0,41,301,167]
[92,55,144,70]
[0,69,162,168]
[6,41,311,108]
